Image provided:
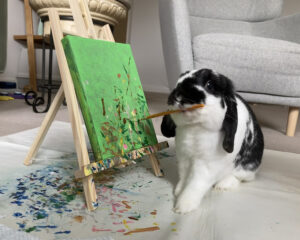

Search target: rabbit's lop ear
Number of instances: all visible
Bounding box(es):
[222,97,238,153]
[220,75,238,153]
[161,115,176,138]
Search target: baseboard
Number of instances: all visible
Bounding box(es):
[142,83,170,94]
[16,76,61,90]
[0,88,18,93]
[0,76,17,83]
[17,73,61,82]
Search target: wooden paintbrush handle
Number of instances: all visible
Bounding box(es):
[143,103,204,120]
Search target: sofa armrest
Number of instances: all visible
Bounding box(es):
[159,0,194,89]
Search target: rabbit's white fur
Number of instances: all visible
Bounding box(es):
[174,97,250,213]
[161,69,264,214]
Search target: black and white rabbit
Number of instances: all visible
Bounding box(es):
[161,69,264,214]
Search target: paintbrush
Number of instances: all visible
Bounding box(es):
[141,103,205,120]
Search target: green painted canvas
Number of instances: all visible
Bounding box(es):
[62,36,158,162]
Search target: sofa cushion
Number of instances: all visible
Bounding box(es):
[193,33,300,98]
[187,0,283,22]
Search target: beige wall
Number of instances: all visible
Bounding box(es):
[283,0,300,16]
[129,0,169,93]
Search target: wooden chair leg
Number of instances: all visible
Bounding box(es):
[286,107,299,137]
[24,85,65,165]
[149,153,164,177]
[24,0,37,92]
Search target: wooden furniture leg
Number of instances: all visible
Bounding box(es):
[286,107,299,137]
[24,0,37,92]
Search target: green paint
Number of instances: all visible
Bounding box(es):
[60,192,76,202]
[25,226,37,233]
[36,213,47,220]
[62,36,158,162]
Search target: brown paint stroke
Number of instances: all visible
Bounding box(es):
[104,146,119,156]
[122,200,132,209]
[150,210,157,215]
[117,105,121,120]
[101,98,106,116]
[124,226,160,235]
[57,183,68,191]
[145,124,152,136]
[73,216,84,223]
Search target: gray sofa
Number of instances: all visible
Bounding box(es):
[159,0,299,136]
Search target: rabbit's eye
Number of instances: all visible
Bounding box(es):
[205,80,213,90]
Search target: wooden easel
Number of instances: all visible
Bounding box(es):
[23,0,164,211]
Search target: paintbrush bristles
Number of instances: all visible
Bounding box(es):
[142,103,205,120]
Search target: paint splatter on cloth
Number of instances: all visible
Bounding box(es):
[0,150,177,239]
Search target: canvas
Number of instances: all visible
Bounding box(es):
[62,36,158,164]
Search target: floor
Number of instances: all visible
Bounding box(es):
[0,92,299,153]
[0,121,299,240]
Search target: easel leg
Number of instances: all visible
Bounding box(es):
[49,9,97,210]
[83,176,97,209]
[24,85,64,165]
[149,153,164,177]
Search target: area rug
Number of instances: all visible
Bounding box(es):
[0,121,299,240]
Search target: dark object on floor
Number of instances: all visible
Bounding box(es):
[0,91,30,100]
[0,82,16,89]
